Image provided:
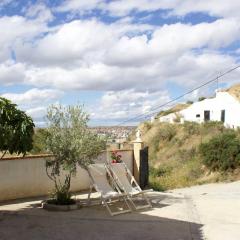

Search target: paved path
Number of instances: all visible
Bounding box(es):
[1,181,239,240]
[171,180,240,240]
[0,192,203,240]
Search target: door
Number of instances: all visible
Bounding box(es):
[139,147,149,189]
[221,110,225,122]
[204,110,210,122]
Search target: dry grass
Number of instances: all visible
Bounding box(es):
[139,121,239,191]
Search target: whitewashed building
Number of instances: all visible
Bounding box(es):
[159,112,180,123]
[159,85,240,128]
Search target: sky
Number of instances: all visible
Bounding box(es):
[1,0,240,126]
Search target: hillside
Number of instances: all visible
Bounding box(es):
[137,121,240,190]
[226,83,240,101]
[156,103,191,117]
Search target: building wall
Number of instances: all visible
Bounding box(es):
[0,150,133,202]
[159,113,178,123]
[180,92,240,128]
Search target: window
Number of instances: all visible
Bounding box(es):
[204,110,210,122]
[221,110,225,122]
[196,114,200,118]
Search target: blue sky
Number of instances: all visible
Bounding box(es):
[1,0,240,126]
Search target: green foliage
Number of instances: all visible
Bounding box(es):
[149,165,172,178]
[186,100,193,104]
[199,132,240,171]
[198,97,206,101]
[149,156,204,191]
[150,124,176,161]
[142,120,240,191]
[47,174,75,205]
[0,97,35,158]
[149,179,165,191]
[45,104,106,204]
[202,121,224,131]
[157,125,176,142]
[31,128,49,154]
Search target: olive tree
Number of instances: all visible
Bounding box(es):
[0,97,35,159]
[45,104,105,204]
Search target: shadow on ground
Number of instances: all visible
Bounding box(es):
[0,192,204,240]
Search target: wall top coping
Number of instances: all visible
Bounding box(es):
[0,154,53,161]
[0,149,133,161]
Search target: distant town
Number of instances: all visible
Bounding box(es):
[89,126,136,142]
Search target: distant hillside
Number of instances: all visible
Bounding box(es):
[225,83,240,101]
[156,103,191,117]
[136,120,240,190]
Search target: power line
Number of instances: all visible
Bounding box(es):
[115,64,240,126]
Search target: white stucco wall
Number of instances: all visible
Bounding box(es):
[0,150,133,202]
[159,113,178,123]
[180,92,240,128]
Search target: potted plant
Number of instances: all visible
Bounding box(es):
[43,104,105,210]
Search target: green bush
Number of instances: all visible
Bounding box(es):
[31,128,49,154]
[199,132,240,171]
[149,165,172,178]
[149,179,165,191]
[158,125,176,142]
[151,125,176,155]
[202,121,224,131]
[198,97,206,101]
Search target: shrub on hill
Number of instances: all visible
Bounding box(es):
[31,128,49,154]
[199,132,240,171]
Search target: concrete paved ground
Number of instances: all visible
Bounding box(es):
[1,181,239,240]
[0,191,203,240]
[171,180,240,240]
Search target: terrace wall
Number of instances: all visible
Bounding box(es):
[0,150,133,202]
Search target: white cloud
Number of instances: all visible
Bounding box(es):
[91,89,171,121]
[1,2,240,125]
[55,0,103,14]
[170,0,240,19]
[105,18,240,66]
[26,106,47,119]
[21,50,238,94]
[102,0,174,17]
[23,3,54,23]
[56,0,240,19]
[0,15,48,47]
[0,61,26,85]
[0,14,49,68]
[1,88,63,125]
[11,17,239,94]
[16,19,154,66]
[1,88,63,107]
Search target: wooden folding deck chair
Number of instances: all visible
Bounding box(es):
[87,163,132,216]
